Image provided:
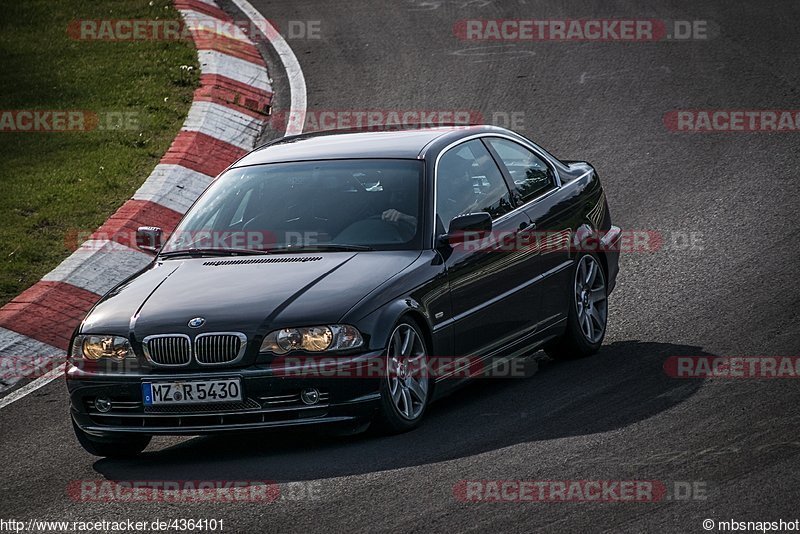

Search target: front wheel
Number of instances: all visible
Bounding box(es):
[72,419,151,458]
[545,253,608,360]
[376,320,431,434]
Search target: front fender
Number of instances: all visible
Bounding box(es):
[572,223,621,294]
[353,297,434,353]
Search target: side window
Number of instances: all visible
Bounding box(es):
[486,138,555,202]
[436,139,513,230]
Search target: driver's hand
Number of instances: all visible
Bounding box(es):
[382,209,417,226]
[381,209,403,222]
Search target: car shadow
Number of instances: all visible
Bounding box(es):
[94,340,707,482]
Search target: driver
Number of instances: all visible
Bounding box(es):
[380,173,419,228]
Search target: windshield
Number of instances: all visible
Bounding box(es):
[160,159,424,254]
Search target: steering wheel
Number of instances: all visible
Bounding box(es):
[369,213,416,241]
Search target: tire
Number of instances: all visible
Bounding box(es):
[545,252,608,360]
[376,319,431,434]
[72,419,151,458]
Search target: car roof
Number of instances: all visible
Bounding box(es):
[231,125,511,167]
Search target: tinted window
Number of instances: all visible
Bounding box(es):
[436,140,513,230]
[486,138,555,202]
[162,159,424,252]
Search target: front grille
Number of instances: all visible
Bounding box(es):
[144,335,191,366]
[144,398,260,413]
[194,333,245,365]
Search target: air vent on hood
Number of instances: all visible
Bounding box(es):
[202,256,323,266]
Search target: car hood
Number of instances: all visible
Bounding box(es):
[81,251,422,340]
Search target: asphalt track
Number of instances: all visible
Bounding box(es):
[2,1,799,532]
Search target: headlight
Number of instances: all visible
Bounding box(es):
[260,325,363,354]
[71,335,134,360]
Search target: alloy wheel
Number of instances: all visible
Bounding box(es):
[574,255,608,344]
[386,323,429,420]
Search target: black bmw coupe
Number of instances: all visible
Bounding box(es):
[67,125,620,457]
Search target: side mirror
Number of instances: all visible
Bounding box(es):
[440,212,492,246]
[136,226,162,254]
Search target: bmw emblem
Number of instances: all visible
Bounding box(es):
[188,317,206,328]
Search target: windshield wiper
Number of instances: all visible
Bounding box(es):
[159,247,269,258]
[268,244,374,253]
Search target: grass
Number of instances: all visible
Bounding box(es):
[0,0,198,305]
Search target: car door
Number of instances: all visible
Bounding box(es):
[435,139,537,362]
[484,137,572,326]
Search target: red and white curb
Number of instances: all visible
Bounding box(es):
[0,0,306,407]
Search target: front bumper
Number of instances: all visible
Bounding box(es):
[600,225,621,293]
[68,351,384,437]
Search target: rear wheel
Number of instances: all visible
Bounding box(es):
[72,419,151,458]
[377,320,431,433]
[545,253,608,360]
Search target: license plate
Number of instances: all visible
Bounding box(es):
[142,378,242,406]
